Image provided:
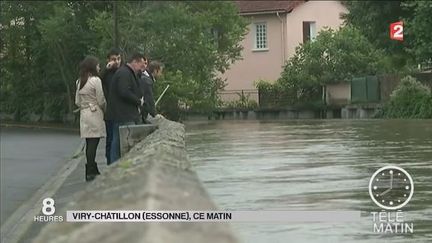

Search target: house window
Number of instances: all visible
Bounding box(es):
[254,23,268,50]
[303,21,316,43]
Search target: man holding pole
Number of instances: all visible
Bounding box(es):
[139,60,164,123]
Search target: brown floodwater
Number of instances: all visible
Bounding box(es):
[186,119,432,243]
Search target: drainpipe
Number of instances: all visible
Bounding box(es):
[276,12,286,67]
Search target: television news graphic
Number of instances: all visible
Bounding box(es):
[66,210,360,223]
[368,166,414,234]
[390,21,403,41]
[369,165,414,210]
[33,198,64,222]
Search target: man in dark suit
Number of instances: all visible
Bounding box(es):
[139,61,163,123]
[106,52,146,163]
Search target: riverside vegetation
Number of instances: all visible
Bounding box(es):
[376,76,432,119]
[0,1,247,122]
[1,1,430,121]
[254,1,431,115]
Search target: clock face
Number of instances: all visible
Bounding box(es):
[369,166,414,210]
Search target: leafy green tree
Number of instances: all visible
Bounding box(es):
[89,1,248,116]
[1,1,247,122]
[0,1,51,120]
[341,1,411,68]
[1,1,111,121]
[342,1,409,50]
[402,1,432,66]
[36,2,109,118]
[277,26,388,102]
[342,0,432,67]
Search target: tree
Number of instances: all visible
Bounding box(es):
[402,1,432,66]
[1,2,111,121]
[0,1,51,120]
[342,0,432,67]
[1,1,247,122]
[37,2,110,119]
[277,26,389,102]
[89,1,248,116]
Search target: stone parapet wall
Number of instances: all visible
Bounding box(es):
[33,117,238,243]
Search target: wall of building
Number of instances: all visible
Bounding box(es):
[326,83,351,105]
[220,13,286,91]
[285,1,348,59]
[220,1,348,102]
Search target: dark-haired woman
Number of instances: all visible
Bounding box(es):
[75,56,106,181]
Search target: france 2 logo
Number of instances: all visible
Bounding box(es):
[390,21,403,41]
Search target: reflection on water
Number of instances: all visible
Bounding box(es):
[185,120,432,243]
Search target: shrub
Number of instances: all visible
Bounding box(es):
[255,79,297,108]
[378,75,432,118]
[221,91,258,110]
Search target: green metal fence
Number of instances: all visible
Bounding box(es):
[351,75,380,103]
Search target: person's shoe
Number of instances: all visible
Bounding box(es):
[85,163,99,182]
[94,162,101,175]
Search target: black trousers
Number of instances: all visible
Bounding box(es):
[85,138,100,165]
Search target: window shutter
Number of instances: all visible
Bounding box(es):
[303,21,310,43]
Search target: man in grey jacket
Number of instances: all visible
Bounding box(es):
[139,61,163,123]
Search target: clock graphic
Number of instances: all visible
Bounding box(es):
[369,165,414,210]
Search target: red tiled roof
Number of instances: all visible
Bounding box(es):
[235,1,306,14]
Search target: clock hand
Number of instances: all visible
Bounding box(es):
[379,187,391,196]
[390,173,393,189]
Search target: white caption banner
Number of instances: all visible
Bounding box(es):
[66,210,361,223]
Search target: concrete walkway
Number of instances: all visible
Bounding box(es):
[0,127,81,223]
[17,146,107,243]
[1,135,107,243]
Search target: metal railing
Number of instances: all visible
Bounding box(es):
[217,89,259,103]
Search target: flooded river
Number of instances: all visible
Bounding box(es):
[186,120,432,243]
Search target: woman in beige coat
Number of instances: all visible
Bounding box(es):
[75,56,106,181]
